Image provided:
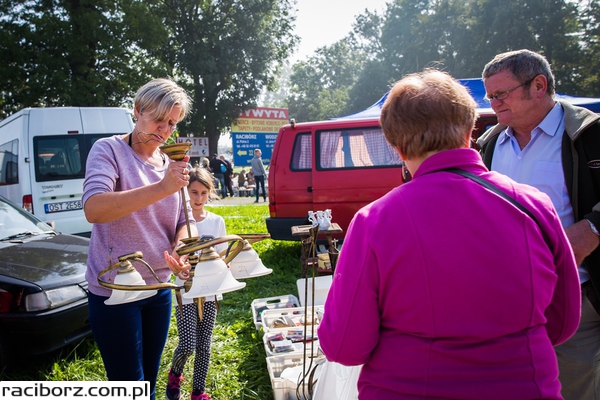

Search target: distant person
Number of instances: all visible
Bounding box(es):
[478,49,600,400]
[83,77,197,400]
[219,154,234,197]
[237,168,247,188]
[201,157,211,172]
[209,153,227,198]
[231,172,240,196]
[166,167,225,400]
[201,157,218,189]
[318,69,580,399]
[250,148,267,203]
[246,169,255,197]
[246,170,255,187]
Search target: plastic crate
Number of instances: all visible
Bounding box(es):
[251,294,300,330]
[263,330,321,357]
[266,353,325,400]
[296,275,332,307]
[261,306,322,334]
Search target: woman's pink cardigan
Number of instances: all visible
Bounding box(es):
[318,148,580,400]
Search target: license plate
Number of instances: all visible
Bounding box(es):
[44,200,83,213]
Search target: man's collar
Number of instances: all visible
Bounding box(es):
[536,102,564,137]
[498,102,563,144]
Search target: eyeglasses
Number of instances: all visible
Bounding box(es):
[484,78,534,103]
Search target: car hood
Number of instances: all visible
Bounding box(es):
[0,234,89,290]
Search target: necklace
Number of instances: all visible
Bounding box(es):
[128,132,165,165]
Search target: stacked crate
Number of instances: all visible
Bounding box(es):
[252,276,332,400]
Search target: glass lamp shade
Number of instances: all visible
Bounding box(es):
[104,269,157,305]
[229,248,273,279]
[183,258,246,299]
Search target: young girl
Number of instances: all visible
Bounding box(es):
[166,167,226,400]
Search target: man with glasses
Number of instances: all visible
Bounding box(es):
[477,49,600,400]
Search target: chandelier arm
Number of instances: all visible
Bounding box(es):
[97,259,181,291]
[223,238,245,264]
[175,234,244,256]
[237,233,270,244]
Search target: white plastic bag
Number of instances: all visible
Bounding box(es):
[313,360,361,400]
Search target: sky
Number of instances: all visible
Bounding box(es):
[290,0,389,63]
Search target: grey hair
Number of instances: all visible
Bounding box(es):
[482,49,555,96]
[134,78,192,122]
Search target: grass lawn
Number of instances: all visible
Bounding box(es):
[0,204,305,400]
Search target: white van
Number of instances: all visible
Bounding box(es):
[0,107,134,236]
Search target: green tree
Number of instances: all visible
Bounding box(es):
[345,8,394,112]
[0,0,171,119]
[463,0,582,90]
[580,0,600,96]
[377,0,438,76]
[287,38,367,122]
[160,0,297,155]
[260,64,293,108]
[336,0,587,117]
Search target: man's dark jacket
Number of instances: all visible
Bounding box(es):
[477,100,600,299]
[209,157,226,175]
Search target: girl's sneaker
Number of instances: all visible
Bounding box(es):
[165,370,183,400]
[191,389,212,400]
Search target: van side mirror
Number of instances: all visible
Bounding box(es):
[46,220,56,230]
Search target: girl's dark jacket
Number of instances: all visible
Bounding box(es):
[477,100,600,300]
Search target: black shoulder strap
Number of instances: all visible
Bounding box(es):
[444,168,546,240]
[479,133,500,170]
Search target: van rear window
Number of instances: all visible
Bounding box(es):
[34,134,114,182]
[290,133,312,171]
[317,128,402,169]
[0,139,19,185]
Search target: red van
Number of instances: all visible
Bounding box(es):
[265,112,497,241]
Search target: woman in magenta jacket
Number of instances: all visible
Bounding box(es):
[317,69,581,400]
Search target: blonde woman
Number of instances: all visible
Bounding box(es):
[83,78,197,400]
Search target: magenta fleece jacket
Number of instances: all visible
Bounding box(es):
[83,135,193,297]
[318,148,580,400]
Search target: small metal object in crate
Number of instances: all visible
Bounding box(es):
[251,294,300,330]
[263,330,320,357]
[260,306,322,334]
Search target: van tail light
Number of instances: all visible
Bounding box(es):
[23,195,33,213]
[269,204,276,218]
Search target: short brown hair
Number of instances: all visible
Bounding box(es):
[380,69,477,160]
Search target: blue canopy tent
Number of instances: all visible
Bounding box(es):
[335,78,600,120]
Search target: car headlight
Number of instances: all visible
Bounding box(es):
[25,285,87,312]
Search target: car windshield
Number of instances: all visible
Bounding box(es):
[0,198,52,241]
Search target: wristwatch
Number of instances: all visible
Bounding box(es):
[587,219,600,237]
